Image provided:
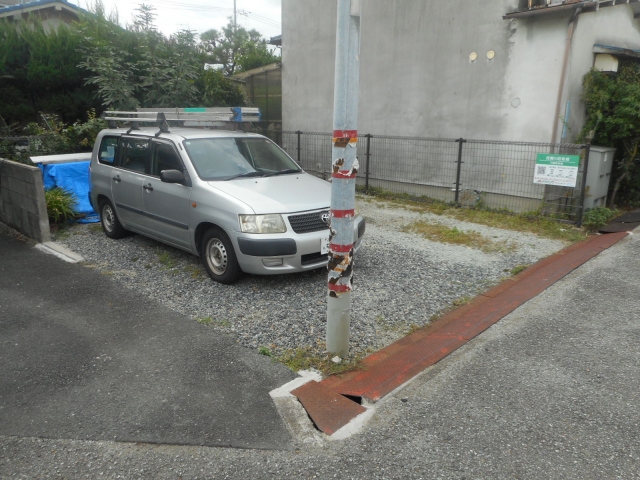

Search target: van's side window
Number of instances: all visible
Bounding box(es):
[98,136,119,165]
[121,138,150,174]
[151,142,183,176]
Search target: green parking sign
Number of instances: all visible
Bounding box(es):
[533,153,580,187]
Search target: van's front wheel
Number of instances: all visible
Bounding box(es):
[202,227,241,284]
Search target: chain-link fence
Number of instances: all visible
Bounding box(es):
[2,130,591,225]
[275,130,590,225]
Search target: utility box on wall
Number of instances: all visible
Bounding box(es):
[584,146,616,210]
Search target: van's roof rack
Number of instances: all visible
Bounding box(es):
[102,107,261,133]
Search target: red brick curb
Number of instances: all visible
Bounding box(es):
[293,231,629,435]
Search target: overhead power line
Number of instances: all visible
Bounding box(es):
[237,10,281,29]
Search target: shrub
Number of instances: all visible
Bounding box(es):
[582,206,618,232]
[45,187,77,224]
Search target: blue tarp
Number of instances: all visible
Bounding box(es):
[37,161,100,223]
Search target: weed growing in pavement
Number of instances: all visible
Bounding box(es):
[452,296,473,307]
[197,317,212,325]
[258,346,272,356]
[276,346,368,376]
[401,221,517,253]
[89,224,103,233]
[358,188,587,243]
[406,323,422,335]
[510,264,529,276]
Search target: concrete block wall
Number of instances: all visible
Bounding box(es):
[0,158,51,243]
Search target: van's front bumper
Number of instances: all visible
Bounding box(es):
[231,216,365,275]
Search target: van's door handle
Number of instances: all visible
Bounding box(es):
[113,175,121,182]
[144,183,154,192]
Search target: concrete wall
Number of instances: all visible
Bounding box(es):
[0,159,51,243]
[282,1,639,143]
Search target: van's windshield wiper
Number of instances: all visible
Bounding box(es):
[224,171,264,181]
[261,168,301,177]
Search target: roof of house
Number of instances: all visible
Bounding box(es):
[0,0,85,21]
[504,0,640,19]
[269,35,281,47]
[232,62,282,80]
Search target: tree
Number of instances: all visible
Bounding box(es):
[236,40,280,73]
[200,21,279,76]
[0,19,99,124]
[79,4,200,109]
[581,62,640,207]
[78,44,140,110]
[201,69,246,107]
[131,3,157,33]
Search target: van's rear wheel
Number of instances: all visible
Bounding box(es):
[202,227,241,284]
[100,199,127,239]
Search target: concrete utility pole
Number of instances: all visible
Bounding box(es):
[233,0,237,30]
[326,0,361,358]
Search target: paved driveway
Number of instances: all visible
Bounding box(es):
[0,230,296,450]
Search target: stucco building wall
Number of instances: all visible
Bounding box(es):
[282,0,640,143]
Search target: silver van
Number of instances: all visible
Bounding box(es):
[89,126,365,284]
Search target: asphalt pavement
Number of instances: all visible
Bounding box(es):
[0,227,296,451]
[1,226,639,479]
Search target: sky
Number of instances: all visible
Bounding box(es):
[70,0,282,40]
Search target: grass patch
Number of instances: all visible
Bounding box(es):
[197,317,231,328]
[156,250,175,268]
[359,187,587,243]
[401,221,516,253]
[183,264,204,279]
[276,346,367,376]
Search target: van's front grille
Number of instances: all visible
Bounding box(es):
[301,252,327,266]
[288,210,330,234]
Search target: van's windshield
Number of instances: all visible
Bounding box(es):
[183,137,302,181]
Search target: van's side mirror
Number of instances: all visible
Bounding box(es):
[160,169,185,184]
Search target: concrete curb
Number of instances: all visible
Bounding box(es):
[292,231,630,436]
[35,242,85,263]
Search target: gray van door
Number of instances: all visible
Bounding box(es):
[141,140,193,250]
[112,137,150,229]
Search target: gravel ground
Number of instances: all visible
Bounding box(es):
[54,196,566,360]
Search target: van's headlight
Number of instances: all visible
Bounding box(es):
[239,214,287,234]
